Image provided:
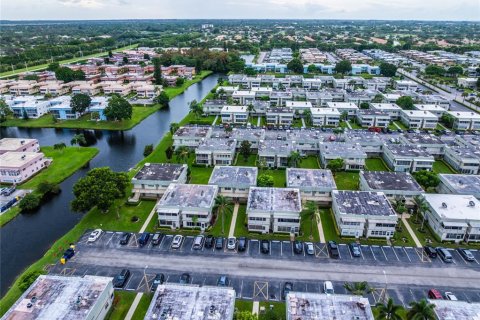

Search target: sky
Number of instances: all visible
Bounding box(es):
[1,0,479,21]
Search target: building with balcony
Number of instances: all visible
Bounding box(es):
[208,166,257,201]
[382,144,434,172]
[286,168,336,204]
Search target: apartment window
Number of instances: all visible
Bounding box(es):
[375,223,396,228]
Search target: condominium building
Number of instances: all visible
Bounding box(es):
[232,90,255,105]
[258,139,295,168]
[39,81,71,96]
[247,187,302,234]
[266,107,294,126]
[332,190,398,238]
[208,166,257,201]
[311,108,341,127]
[355,109,391,128]
[443,146,480,174]
[445,111,480,131]
[48,96,80,120]
[220,105,249,124]
[437,174,480,199]
[10,98,50,119]
[172,126,212,149]
[285,101,312,114]
[0,138,40,155]
[319,142,367,170]
[399,133,446,158]
[326,102,359,118]
[393,79,418,91]
[9,80,40,95]
[400,110,438,129]
[286,168,336,204]
[382,144,434,172]
[156,184,218,230]
[422,193,480,243]
[369,103,402,120]
[413,104,447,117]
[195,138,236,166]
[0,152,51,183]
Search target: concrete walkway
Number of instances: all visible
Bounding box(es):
[316,212,326,243]
[392,122,402,130]
[345,121,352,129]
[228,203,239,238]
[301,118,306,128]
[212,115,218,126]
[402,215,422,248]
[124,292,144,320]
[252,301,260,315]
[139,206,157,233]
[257,116,261,126]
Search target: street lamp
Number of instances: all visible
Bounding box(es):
[382,270,388,304]
[143,265,149,292]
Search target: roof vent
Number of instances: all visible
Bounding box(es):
[468,201,475,207]
[442,202,447,208]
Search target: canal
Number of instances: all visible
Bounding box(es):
[0,74,220,296]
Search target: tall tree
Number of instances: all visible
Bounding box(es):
[257,174,274,187]
[287,58,304,74]
[407,299,436,320]
[70,93,91,114]
[413,170,440,192]
[303,109,312,126]
[327,158,344,175]
[380,62,398,77]
[152,57,163,85]
[175,146,190,164]
[302,201,320,240]
[71,167,129,213]
[334,60,352,74]
[70,134,86,146]
[214,195,232,235]
[288,151,301,168]
[189,99,203,119]
[169,122,180,135]
[343,281,372,296]
[154,91,170,108]
[0,99,12,122]
[396,96,414,110]
[414,195,429,229]
[239,140,252,161]
[104,95,132,121]
[375,298,403,320]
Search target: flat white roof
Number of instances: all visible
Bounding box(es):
[221,105,247,113]
[0,152,43,168]
[447,111,480,120]
[423,193,480,220]
[401,109,438,119]
[414,104,446,111]
[232,90,255,96]
[370,103,402,111]
[429,299,480,320]
[326,102,358,109]
[0,138,37,151]
[311,107,341,116]
[285,101,313,108]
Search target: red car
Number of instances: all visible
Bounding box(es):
[368,127,382,133]
[428,288,442,299]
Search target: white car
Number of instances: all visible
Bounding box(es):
[227,237,236,250]
[87,229,103,243]
[444,292,458,301]
[324,281,334,295]
[171,235,184,249]
[305,242,315,255]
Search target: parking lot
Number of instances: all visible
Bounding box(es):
[77,230,480,269]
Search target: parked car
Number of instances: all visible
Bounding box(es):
[119,232,132,245]
[424,246,437,258]
[87,229,102,243]
[179,273,190,284]
[138,232,150,247]
[62,248,75,260]
[113,269,131,288]
[458,248,475,262]
[261,240,270,254]
[205,235,215,248]
[324,281,334,295]
[445,292,458,301]
[305,242,314,255]
[238,237,247,252]
[282,282,293,300]
[349,243,361,257]
[293,241,303,254]
[227,237,236,250]
[215,237,224,250]
[217,275,229,287]
[193,235,205,250]
[151,273,165,292]
[436,247,453,263]
[428,288,442,299]
[171,235,184,249]
[327,241,339,259]
[1,186,16,196]
[151,233,163,246]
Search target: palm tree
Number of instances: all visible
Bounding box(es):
[348,79,356,90]
[246,103,256,115]
[343,281,372,296]
[461,91,469,102]
[169,122,179,135]
[70,134,86,146]
[392,196,406,215]
[375,298,403,320]
[303,109,312,127]
[288,151,301,168]
[302,201,319,240]
[414,196,429,230]
[189,99,203,119]
[214,195,232,235]
[407,299,436,320]
[175,146,190,164]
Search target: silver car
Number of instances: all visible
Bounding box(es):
[227,237,236,250]
[171,235,184,249]
[305,242,315,255]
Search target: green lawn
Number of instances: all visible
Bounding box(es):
[333,171,359,190]
[208,207,234,237]
[432,160,456,174]
[0,44,138,79]
[234,204,290,241]
[163,71,213,99]
[292,118,304,128]
[131,293,153,320]
[393,121,408,130]
[297,211,320,242]
[347,120,362,129]
[1,105,162,131]
[299,156,320,169]
[106,291,137,320]
[235,154,257,166]
[365,158,390,171]
[0,146,99,227]
[259,168,286,188]
[189,166,214,184]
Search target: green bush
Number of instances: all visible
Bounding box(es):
[18,270,44,291]
[19,193,41,211]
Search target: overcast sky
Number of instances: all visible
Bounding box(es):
[1,0,479,21]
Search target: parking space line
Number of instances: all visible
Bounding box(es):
[280,242,283,256]
[105,233,115,246]
[369,246,377,261]
[123,274,134,290]
[391,246,399,261]
[403,247,412,262]
[239,280,243,298]
[380,246,388,261]
[346,245,353,259]
[337,246,342,259]
[360,246,365,260]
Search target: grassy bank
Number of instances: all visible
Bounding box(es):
[163,71,213,99]
[0,146,99,227]
[1,105,162,131]
[0,44,139,79]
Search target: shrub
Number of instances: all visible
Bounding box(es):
[19,193,41,211]
[19,270,44,291]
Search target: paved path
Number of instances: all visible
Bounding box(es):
[257,116,261,126]
[345,121,352,129]
[124,292,144,320]
[139,206,157,233]
[301,118,306,128]
[252,301,260,315]
[228,203,239,238]
[212,115,218,126]
[402,215,422,248]
[316,213,326,243]
[392,122,402,130]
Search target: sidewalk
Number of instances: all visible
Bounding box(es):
[317,212,326,243]
[228,203,239,238]
[124,292,144,320]
[252,301,260,315]
[402,214,422,248]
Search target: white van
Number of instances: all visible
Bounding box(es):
[193,235,205,250]
[324,281,334,295]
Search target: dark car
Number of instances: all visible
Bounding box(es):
[119,232,132,245]
[151,273,165,292]
[217,275,229,287]
[238,237,247,252]
[113,269,131,288]
[424,246,437,258]
[138,232,150,247]
[261,240,270,254]
[407,129,415,133]
[179,273,190,284]
[215,237,224,250]
[63,248,75,260]
[1,186,16,196]
[282,282,293,300]
[151,233,163,246]
[458,248,475,262]
[293,241,303,254]
[349,243,361,257]
[327,241,339,259]
[397,129,403,133]
[205,235,215,248]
